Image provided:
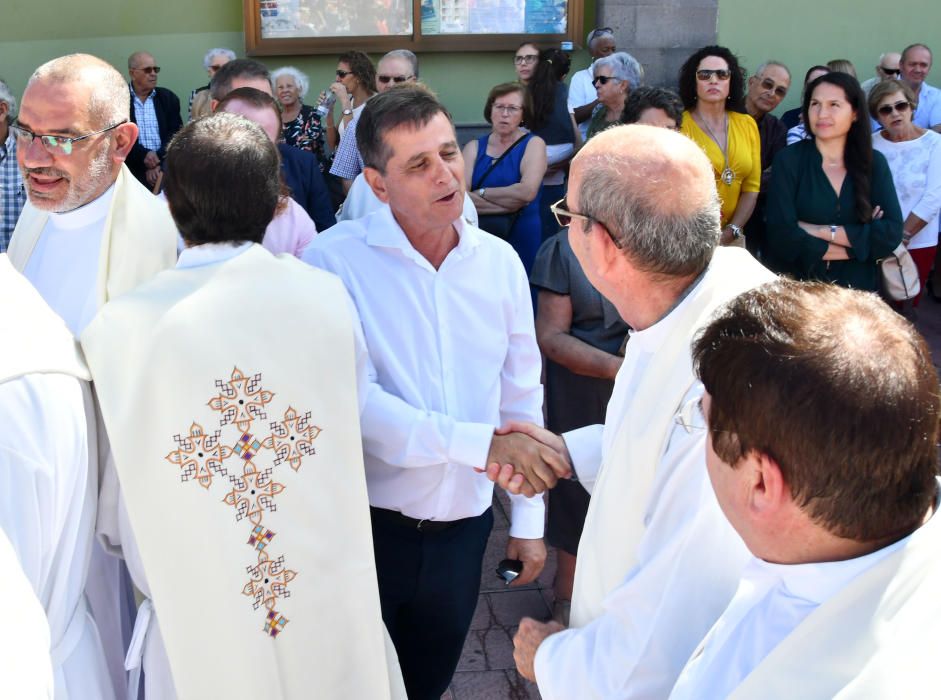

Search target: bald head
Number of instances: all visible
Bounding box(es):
[573,125,720,276]
[29,53,129,127]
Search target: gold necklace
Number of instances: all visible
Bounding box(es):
[695,111,734,185]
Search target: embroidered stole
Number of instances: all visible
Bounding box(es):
[7,164,177,305]
[82,246,404,699]
[571,248,775,628]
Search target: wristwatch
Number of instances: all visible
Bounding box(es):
[727,223,742,239]
[478,188,487,199]
[342,108,353,116]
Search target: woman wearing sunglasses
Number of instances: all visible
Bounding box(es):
[679,45,760,247]
[585,52,643,140]
[870,79,941,302]
[766,72,903,290]
[325,50,376,152]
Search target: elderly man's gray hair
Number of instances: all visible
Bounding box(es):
[593,52,644,89]
[203,48,237,71]
[753,60,791,79]
[0,79,16,119]
[271,66,310,99]
[381,49,419,79]
[586,28,615,49]
[29,54,129,127]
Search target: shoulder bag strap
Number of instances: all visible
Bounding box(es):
[471,133,530,191]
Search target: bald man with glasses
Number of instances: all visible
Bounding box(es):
[125,50,183,188]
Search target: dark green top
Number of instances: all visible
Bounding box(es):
[765,140,903,290]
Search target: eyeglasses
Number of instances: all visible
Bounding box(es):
[10,119,128,156]
[592,75,621,87]
[674,397,709,434]
[133,66,161,74]
[877,100,912,117]
[550,197,622,248]
[758,77,788,98]
[377,74,413,84]
[697,69,731,81]
[514,55,539,65]
[336,69,352,78]
[492,104,522,114]
[879,66,901,76]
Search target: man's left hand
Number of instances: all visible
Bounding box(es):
[513,616,564,682]
[506,536,546,587]
[145,167,161,187]
[144,150,160,169]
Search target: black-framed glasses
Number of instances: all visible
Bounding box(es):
[592,75,620,87]
[133,66,161,74]
[697,69,731,81]
[514,55,539,65]
[336,69,352,78]
[377,74,413,84]
[879,66,901,76]
[10,119,128,156]
[877,100,912,117]
[550,197,622,248]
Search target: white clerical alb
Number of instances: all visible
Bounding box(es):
[303,206,544,536]
[21,184,113,335]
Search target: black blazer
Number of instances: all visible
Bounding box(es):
[127,86,183,184]
[278,144,337,233]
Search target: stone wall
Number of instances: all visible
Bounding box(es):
[598,0,719,89]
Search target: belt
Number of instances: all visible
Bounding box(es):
[370,507,468,533]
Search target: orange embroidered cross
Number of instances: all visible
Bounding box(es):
[166,367,322,637]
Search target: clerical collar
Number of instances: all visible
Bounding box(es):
[176,241,253,269]
[47,183,115,230]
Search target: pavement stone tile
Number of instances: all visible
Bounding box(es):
[450,670,541,700]
[488,588,552,626]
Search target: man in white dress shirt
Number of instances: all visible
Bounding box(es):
[489,124,774,699]
[669,280,941,699]
[304,84,564,699]
[6,53,177,697]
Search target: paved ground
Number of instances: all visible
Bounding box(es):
[445,291,941,700]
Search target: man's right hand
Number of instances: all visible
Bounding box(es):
[144,150,160,169]
[484,424,572,497]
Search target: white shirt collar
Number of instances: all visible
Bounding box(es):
[364,205,481,270]
[176,241,253,269]
[47,183,116,230]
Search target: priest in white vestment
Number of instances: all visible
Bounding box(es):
[487,125,776,699]
[82,113,405,699]
[668,280,941,700]
[6,54,176,697]
[0,254,111,699]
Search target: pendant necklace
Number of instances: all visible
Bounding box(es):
[697,112,735,185]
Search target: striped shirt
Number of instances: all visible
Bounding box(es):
[0,129,26,252]
[131,86,162,151]
[329,111,365,180]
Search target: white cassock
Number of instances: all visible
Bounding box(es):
[670,478,941,700]
[0,254,111,699]
[0,525,53,700]
[533,248,776,699]
[336,172,479,226]
[7,164,179,697]
[82,243,405,699]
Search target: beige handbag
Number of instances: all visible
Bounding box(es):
[881,243,921,301]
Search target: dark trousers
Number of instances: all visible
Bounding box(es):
[370,507,494,700]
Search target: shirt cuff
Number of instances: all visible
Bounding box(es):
[563,424,603,487]
[508,492,545,539]
[533,628,572,700]
[448,421,496,470]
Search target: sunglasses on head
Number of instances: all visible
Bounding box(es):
[588,27,614,41]
[135,66,160,74]
[697,69,731,81]
[592,75,620,87]
[377,74,413,84]
[877,100,912,116]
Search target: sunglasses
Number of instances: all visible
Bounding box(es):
[514,55,539,65]
[134,66,161,74]
[377,74,413,84]
[336,69,352,78]
[592,75,620,87]
[588,27,614,41]
[758,77,788,98]
[879,66,901,76]
[877,100,912,117]
[11,119,128,156]
[697,69,731,81]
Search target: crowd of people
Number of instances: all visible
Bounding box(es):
[0,28,939,700]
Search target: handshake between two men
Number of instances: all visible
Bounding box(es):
[484,421,573,497]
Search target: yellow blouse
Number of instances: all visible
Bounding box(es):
[681,111,761,226]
